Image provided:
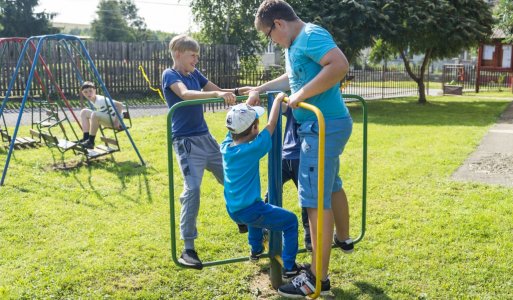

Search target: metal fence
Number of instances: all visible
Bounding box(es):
[0,39,238,99]
[442,64,512,93]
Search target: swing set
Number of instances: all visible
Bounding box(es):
[0,34,145,186]
[166,92,367,298]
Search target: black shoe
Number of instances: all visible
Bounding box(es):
[250,248,264,261]
[282,263,311,280]
[237,223,248,233]
[250,228,269,261]
[178,249,203,270]
[80,140,95,149]
[333,235,354,254]
[278,270,330,298]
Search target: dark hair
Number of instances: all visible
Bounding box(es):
[81,81,96,91]
[255,0,299,30]
[231,119,259,141]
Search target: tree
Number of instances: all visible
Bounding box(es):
[119,0,152,41]
[190,0,264,57]
[91,0,151,42]
[92,0,132,41]
[376,0,493,104]
[495,0,513,43]
[0,0,58,37]
[191,0,384,63]
[290,0,386,64]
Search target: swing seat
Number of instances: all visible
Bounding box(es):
[38,130,77,152]
[1,129,37,148]
[85,145,119,159]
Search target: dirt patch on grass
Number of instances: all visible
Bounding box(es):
[468,153,513,176]
[249,270,277,299]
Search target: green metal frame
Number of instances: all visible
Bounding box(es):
[166,93,367,269]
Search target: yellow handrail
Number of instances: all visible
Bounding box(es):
[138,65,166,104]
[283,97,325,299]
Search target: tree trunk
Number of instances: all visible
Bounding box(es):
[400,48,432,104]
[417,80,427,104]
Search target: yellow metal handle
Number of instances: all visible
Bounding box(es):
[283,97,325,299]
[138,65,165,103]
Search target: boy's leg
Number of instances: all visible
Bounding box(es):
[306,207,334,279]
[332,188,350,241]
[89,112,100,136]
[286,158,311,251]
[79,109,92,141]
[295,118,351,279]
[204,134,224,185]
[80,112,102,149]
[173,136,208,268]
[234,201,298,270]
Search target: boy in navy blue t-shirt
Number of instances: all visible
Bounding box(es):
[162,34,248,270]
[221,98,306,279]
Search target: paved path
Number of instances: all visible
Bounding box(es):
[1,104,169,126]
[452,100,513,187]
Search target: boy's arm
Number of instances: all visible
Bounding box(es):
[264,92,287,135]
[203,82,252,97]
[170,81,236,105]
[246,73,290,106]
[113,100,123,114]
[287,47,349,109]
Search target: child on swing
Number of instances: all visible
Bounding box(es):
[79,81,124,149]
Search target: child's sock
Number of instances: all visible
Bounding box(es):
[82,132,90,142]
[184,239,195,250]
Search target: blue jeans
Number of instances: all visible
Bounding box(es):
[228,201,298,270]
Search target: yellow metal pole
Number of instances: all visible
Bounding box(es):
[283,97,325,299]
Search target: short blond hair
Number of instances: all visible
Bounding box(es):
[169,34,200,59]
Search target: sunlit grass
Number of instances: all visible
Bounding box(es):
[1,96,512,298]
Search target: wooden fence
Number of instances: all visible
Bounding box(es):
[0,39,238,99]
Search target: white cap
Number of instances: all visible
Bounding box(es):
[226,103,265,134]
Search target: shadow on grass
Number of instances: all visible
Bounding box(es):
[46,149,154,204]
[329,281,391,300]
[347,98,510,127]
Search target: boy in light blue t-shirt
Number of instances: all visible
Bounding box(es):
[248,0,354,297]
[221,99,307,279]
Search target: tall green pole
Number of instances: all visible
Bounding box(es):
[267,93,283,288]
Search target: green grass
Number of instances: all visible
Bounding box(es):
[1,96,513,299]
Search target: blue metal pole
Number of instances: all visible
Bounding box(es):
[267,92,283,288]
[76,37,146,166]
[0,36,41,186]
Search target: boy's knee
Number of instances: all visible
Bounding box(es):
[284,212,298,228]
[80,109,91,117]
[183,186,200,198]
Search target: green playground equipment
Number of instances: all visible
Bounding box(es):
[166,93,367,298]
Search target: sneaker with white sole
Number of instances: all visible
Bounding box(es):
[178,249,203,270]
[333,235,354,254]
[278,270,330,298]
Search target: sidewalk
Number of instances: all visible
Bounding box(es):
[1,104,169,126]
[452,101,513,187]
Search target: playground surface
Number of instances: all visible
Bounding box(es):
[1,95,513,299]
[452,99,513,187]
